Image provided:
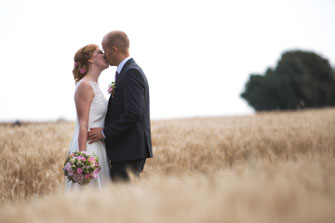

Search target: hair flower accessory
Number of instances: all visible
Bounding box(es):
[79,68,86,74]
[74,62,78,68]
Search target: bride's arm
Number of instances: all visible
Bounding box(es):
[74,81,94,151]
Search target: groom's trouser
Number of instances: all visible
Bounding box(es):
[110,159,146,182]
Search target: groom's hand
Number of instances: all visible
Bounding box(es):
[87,127,104,144]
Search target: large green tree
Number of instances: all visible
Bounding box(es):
[241,50,335,111]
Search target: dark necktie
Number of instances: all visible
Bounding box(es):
[115,71,119,82]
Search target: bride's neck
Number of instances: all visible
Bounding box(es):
[85,66,102,82]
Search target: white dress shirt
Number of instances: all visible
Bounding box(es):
[116,56,132,74]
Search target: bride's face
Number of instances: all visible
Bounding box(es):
[91,48,109,69]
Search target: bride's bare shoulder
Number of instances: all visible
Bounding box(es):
[75,79,94,99]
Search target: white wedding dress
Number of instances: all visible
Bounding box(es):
[65,80,110,192]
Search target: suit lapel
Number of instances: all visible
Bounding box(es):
[117,58,134,83]
[110,58,135,103]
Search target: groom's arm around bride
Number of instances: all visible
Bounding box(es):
[88,31,153,182]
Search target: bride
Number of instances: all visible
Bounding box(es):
[65,44,110,192]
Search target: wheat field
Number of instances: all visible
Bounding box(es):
[0,108,334,223]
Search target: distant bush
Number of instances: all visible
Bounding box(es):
[241,50,335,111]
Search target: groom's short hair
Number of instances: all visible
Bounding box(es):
[105,31,129,54]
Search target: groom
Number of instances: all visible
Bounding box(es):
[88,31,153,182]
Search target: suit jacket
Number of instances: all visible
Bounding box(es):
[104,58,153,162]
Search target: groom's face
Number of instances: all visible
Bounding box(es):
[103,48,113,66]
[102,41,116,66]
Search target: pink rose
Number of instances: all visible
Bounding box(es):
[76,168,83,174]
[93,169,99,178]
[79,67,86,74]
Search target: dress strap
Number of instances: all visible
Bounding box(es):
[75,79,98,96]
[88,81,98,95]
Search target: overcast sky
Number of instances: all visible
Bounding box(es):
[1,0,334,121]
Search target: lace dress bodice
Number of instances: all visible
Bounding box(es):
[78,80,108,128]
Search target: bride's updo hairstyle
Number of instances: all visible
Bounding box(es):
[73,44,98,83]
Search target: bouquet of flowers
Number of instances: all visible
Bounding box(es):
[63,151,101,185]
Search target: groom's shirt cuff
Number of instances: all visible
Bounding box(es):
[102,129,106,138]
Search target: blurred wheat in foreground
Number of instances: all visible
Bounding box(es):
[0,108,334,223]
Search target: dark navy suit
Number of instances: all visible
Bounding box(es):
[104,58,152,181]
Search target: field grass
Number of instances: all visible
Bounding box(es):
[0,108,334,223]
